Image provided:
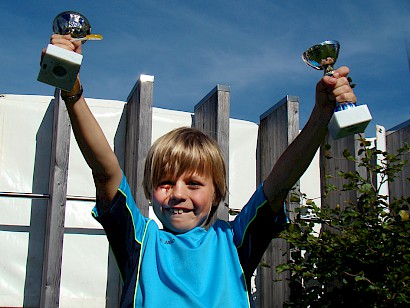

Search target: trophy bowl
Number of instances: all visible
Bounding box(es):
[302,40,340,76]
[52,11,91,40]
[302,40,372,139]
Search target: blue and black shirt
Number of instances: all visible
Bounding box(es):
[92,172,287,307]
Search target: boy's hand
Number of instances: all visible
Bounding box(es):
[40,34,84,95]
[51,34,82,54]
[315,66,357,114]
[41,34,83,63]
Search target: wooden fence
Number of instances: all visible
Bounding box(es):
[2,75,409,307]
[386,120,410,200]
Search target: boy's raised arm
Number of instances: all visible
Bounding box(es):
[263,66,356,212]
[46,34,122,205]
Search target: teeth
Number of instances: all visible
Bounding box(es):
[170,209,185,214]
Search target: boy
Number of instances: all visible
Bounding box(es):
[44,34,356,307]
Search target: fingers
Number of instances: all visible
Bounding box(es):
[41,34,83,66]
[332,82,357,103]
[332,66,350,78]
[50,34,74,50]
[322,66,356,104]
[49,34,82,54]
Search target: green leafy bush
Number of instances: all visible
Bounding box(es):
[277,140,410,307]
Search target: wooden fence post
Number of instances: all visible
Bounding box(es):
[255,95,299,308]
[194,85,230,221]
[40,89,71,308]
[320,134,359,211]
[386,120,410,201]
[124,75,154,217]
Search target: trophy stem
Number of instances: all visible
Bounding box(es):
[324,65,335,76]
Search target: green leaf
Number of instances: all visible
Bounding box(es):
[306,199,315,205]
[276,264,290,273]
[290,194,301,202]
[259,262,271,268]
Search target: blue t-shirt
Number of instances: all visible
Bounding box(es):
[92,173,287,307]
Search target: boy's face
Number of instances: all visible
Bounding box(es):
[152,171,215,233]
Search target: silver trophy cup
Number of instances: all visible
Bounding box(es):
[52,11,91,39]
[38,11,101,91]
[302,40,372,139]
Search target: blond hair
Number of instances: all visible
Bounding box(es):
[143,127,227,207]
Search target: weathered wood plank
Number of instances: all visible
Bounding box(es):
[255,95,299,308]
[320,133,358,211]
[40,89,71,308]
[194,85,230,221]
[386,120,410,201]
[124,75,154,217]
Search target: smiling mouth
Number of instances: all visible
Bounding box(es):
[168,208,192,214]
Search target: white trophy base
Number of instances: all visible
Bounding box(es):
[38,44,83,91]
[328,104,372,139]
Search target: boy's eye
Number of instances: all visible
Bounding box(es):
[158,181,173,189]
[187,181,202,188]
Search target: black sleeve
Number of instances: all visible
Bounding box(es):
[236,202,288,291]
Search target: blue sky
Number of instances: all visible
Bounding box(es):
[2,0,409,137]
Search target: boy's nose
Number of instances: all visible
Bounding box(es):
[170,182,187,201]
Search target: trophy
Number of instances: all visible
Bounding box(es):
[302,40,372,139]
[38,11,103,91]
